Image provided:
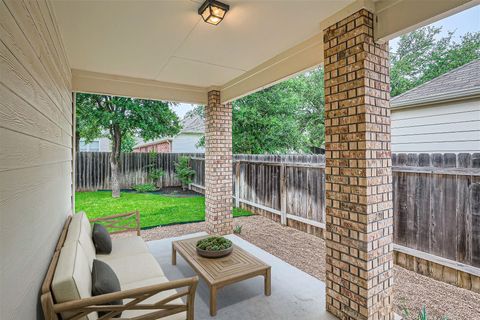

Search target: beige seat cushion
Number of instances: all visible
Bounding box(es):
[97,253,165,286]
[96,236,149,261]
[121,277,187,320]
[64,212,96,270]
[52,243,98,320]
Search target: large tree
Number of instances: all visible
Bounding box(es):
[295,68,325,151]
[195,68,325,154]
[195,25,480,155]
[76,94,181,197]
[391,26,480,97]
[231,79,307,154]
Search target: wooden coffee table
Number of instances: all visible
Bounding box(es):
[172,236,271,316]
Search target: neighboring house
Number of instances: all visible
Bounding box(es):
[391,60,480,153]
[79,137,111,152]
[134,111,205,153]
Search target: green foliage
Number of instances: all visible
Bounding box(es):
[196,237,233,251]
[76,94,181,144]
[76,191,251,229]
[186,105,205,119]
[233,225,242,234]
[196,68,325,154]
[76,101,102,145]
[76,93,181,197]
[121,133,137,152]
[391,26,480,97]
[132,183,157,193]
[295,68,325,150]
[145,151,164,186]
[148,169,164,183]
[231,67,324,154]
[175,156,195,186]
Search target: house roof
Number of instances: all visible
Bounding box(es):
[391,59,480,108]
[181,111,205,134]
[134,111,204,149]
[134,138,173,149]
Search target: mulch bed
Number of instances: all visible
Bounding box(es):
[136,215,480,320]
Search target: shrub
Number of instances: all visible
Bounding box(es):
[148,168,165,186]
[132,183,157,193]
[175,156,195,187]
[196,236,232,251]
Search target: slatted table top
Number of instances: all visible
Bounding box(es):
[172,236,270,286]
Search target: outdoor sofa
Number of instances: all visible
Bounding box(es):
[41,211,198,320]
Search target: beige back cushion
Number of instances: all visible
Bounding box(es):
[52,243,98,320]
[65,212,96,270]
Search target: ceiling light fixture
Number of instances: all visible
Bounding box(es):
[198,0,230,26]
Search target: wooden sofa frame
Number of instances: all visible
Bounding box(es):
[41,212,199,320]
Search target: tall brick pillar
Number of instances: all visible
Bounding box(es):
[323,9,394,320]
[205,90,233,235]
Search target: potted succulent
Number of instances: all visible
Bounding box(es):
[196,236,233,258]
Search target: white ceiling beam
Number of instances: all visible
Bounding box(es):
[72,69,208,105]
[374,0,479,43]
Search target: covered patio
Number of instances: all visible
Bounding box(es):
[141,216,480,320]
[1,0,478,319]
[148,231,335,320]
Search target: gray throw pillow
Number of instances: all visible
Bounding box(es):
[92,259,122,317]
[92,223,112,254]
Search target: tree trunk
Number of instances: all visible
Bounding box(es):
[111,126,122,198]
[111,160,120,198]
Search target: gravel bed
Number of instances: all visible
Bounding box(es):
[132,215,480,320]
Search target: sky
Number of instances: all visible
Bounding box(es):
[173,5,480,119]
[390,4,480,51]
[172,103,196,119]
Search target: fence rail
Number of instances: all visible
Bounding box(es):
[192,154,326,228]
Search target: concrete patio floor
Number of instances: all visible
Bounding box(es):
[147,232,337,320]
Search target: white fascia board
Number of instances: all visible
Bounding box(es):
[72,69,208,105]
[391,87,480,109]
[374,0,479,43]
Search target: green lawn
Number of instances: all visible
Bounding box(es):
[75,191,251,229]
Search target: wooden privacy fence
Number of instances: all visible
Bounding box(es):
[190,153,480,272]
[391,153,480,271]
[76,152,203,191]
[76,151,480,291]
[191,154,326,232]
[76,152,480,273]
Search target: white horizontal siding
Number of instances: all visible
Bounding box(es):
[171,133,205,153]
[392,99,480,153]
[0,1,72,319]
[98,136,112,152]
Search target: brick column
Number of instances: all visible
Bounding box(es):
[205,90,233,235]
[323,9,394,320]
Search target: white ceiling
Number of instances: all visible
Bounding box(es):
[52,0,354,88]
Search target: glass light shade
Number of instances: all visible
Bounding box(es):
[198,0,229,25]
